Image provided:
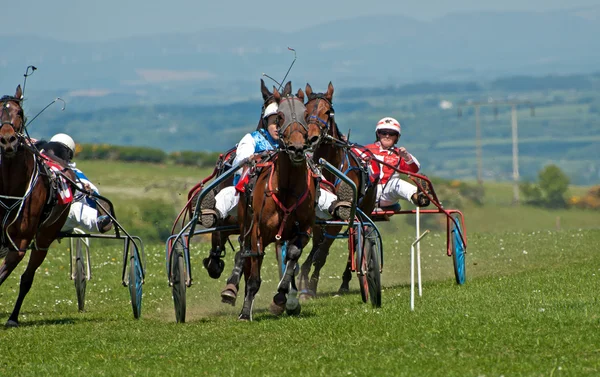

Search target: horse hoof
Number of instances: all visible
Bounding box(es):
[238,314,252,322]
[269,301,285,316]
[203,257,224,279]
[338,285,350,295]
[298,290,315,301]
[286,295,301,316]
[5,319,18,328]
[221,290,237,306]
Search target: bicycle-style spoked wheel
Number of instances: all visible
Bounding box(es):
[171,240,187,323]
[128,239,143,319]
[450,214,467,285]
[364,226,382,308]
[354,226,369,304]
[73,238,87,312]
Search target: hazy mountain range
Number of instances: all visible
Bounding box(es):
[1,8,599,110]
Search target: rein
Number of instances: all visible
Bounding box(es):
[0,152,40,251]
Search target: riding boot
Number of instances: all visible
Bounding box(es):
[411,175,431,207]
[328,181,354,221]
[198,189,222,228]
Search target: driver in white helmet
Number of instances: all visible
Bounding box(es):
[41,133,113,233]
[198,102,352,228]
[363,117,430,208]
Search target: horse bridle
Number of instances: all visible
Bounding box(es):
[0,96,25,136]
[276,95,309,155]
[306,94,334,143]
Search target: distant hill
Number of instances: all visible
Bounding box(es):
[1,8,599,110]
[20,72,600,185]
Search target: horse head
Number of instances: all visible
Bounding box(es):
[305,82,338,144]
[272,82,320,164]
[0,85,25,157]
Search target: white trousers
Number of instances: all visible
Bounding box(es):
[377,177,418,207]
[61,201,99,232]
[215,186,337,220]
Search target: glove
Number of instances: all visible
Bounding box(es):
[397,147,411,160]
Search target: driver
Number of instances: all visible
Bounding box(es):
[198,102,353,228]
[39,133,113,233]
[363,117,430,208]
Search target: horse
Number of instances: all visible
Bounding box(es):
[0,85,75,327]
[200,79,278,281]
[298,82,380,298]
[234,83,320,320]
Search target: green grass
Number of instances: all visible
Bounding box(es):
[1,228,600,376]
[1,160,599,376]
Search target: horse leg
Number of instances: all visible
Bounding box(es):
[298,242,318,298]
[307,234,337,297]
[203,232,226,279]
[238,255,262,321]
[270,236,307,316]
[221,249,244,306]
[338,259,353,294]
[0,250,26,286]
[6,249,48,327]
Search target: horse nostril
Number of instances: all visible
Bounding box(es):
[309,136,320,145]
[8,136,16,143]
[0,138,7,145]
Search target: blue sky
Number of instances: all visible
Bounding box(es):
[6,0,599,42]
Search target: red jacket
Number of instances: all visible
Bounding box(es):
[364,142,420,184]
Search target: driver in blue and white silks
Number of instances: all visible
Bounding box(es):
[199,103,347,227]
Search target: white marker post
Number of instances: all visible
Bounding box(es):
[411,208,429,311]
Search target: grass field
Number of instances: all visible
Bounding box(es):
[1,160,599,376]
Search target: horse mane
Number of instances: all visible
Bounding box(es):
[0,95,20,102]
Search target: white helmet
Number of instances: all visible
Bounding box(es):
[263,102,279,119]
[375,117,401,134]
[50,133,76,154]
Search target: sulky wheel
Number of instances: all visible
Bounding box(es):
[364,226,382,308]
[73,238,88,312]
[128,240,143,319]
[170,240,187,323]
[450,214,467,285]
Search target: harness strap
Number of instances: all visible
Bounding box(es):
[268,167,313,241]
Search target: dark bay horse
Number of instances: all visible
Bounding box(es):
[235,84,320,320]
[0,86,75,327]
[298,82,380,298]
[200,79,278,281]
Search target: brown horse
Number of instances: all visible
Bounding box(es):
[0,85,75,327]
[298,82,380,298]
[201,79,278,280]
[235,83,320,320]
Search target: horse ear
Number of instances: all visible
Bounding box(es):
[305,83,313,98]
[282,81,292,96]
[296,88,304,102]
[273,87,281,103]
[325,82,334,102]
[261,79,272,101]
[15,85,23,100]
